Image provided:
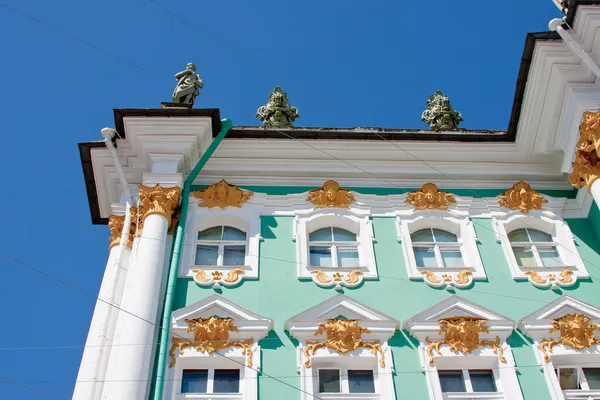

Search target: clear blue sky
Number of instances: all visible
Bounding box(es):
[0,0,561,398]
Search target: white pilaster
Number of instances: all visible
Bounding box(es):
[589,179,600,210]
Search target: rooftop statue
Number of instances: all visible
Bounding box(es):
[256,86,300,128]
[172,62,204,106]
[421,90,463,131]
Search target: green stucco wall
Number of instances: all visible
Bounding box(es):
[172,215,600,399]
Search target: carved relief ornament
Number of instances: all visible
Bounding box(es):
[307,180,355,209]
[426,317,506,366]
[311,270,363,288]
[169,317,253,368]
[497,181,548,213]
[192,179,253,209]
[108,206,137,250]
[405,183,456,210]
[577,111,600,157]
[303,319,384,368]
[192,268,245,288]
[540,313,600,363]
[137,185,181,234]
[420,269,472,289]
[569,149,600,190]
[524,269,574,288]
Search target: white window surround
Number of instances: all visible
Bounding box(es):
[285,295,398,400]
[294,209,376,289]
[492,210,588,289]
[164,295,272,400]
[179,207,261,288]
[519,296,600,400]
[406,296,523,400]
[396,210,485,290]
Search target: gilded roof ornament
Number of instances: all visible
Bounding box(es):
[256,86,300,128]
[540,314,600,363]
[307,180,355,209]
[405,183,456,210]
[303,319,384,368]
[192,180,253,209]
[497,181,547,213]
[426,317,506,366]
[421,90,463,131]
[169,317,253,368]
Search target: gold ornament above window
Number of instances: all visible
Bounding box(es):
[307,180,355,209]
[192,179,253,209]
[498,181,547,213]
[405,183,456,210]
[425,317,506,366]
[303,318,384,368]
[169,316,253,368]
[540,314,600,363]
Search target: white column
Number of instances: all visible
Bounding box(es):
[73,214,132,400]
[589,178,600,207]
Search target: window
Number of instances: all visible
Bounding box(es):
[411,228,464,268]
[309,227,359,268]
[555,367,600,391]
[439,370,497,394]
[317,368,375,394]
[508,228,561,267]
[195,226,246,267]
[181,368,240,394]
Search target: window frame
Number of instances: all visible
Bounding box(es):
[411,228,464,269]
[315,367,377,395]
[308,226,360,268]
[509,228,561,268]
[493,211,589,288]
[194,225,247,268]
[180,367,242,396]
[294,210,377,288]
[438,368,500,398]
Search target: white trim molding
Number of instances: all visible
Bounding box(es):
[293,208,377,289]
[491,205,589,289]
[519,296,600,400]
[406,296,523,400]
[164,295,272,400]
[285,295,399,400]
[395,197,485,290]
[179,201,262,289]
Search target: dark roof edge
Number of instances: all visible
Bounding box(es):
[79,141,108,225]
[114,108,221,139]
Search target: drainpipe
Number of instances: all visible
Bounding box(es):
[549,18,600,79]
[73,128,135,400]
[152,118,233,400]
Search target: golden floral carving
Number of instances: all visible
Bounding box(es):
[570,149,600,190]
[192,179,253,209]
[442,274,453,283]
[525,269,574,287]
[405,183,456,210]
[138,185,181,233]
[332,272,343,282]
[345,270,362,284]
[560,269,574,284]
[312,270,332,284]
[455,270,472,285]
[540,314,600,363]
[426,317,506,366]
[421,270,442,284]
[169,317,253,368]
[192,269,209,283]
[224,269,245,283]
[307,180,355,209]
[212,271,223,280]
[108,207,137,249]
[303,319,384,368]
[498,181,547,213]
[525,270,547,285]
[577,111,600,156]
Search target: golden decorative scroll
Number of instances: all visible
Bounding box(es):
[345,270,362,284]
[421,270,471,286]
[303,319,384,368]
[192,269,209,283]
[497,181,547,213]
[192,179,253,209]
[421,270,442,284]
[525,270,547,285]
[224,269,245,283]
[426,317,506,366]
[560,269,574,284]
[570,149,600,190]
[108,207,137,249]
[577,111,600,157]
[307,180,355,209]
[169,317,253,368]
[137,184,181,234]
[312,270,332,284]
[540,314,600,363]
[405,183,456,210]
[455,270,472,285]
[525,269,574,286]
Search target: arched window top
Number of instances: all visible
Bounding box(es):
[508,228,552,243]
[195,226,247,267]
[309,227,357,242]
[411,228,458,243]
[198,225,246,241]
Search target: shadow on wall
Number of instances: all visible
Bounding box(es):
[261,216,278,240]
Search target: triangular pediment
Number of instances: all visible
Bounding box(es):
[171,294,272,339]
[406,296,514,341]
[285,294,399,341]
[519,296,600,337]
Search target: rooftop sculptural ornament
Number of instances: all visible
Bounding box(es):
[256,86,300,128]
[421,90,463,131]
[172,62,204,106]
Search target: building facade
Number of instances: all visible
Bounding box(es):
[76,2,600,399]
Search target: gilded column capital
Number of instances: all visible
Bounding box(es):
[107,206,137,250]
[138,185,181,229]
[569,149,600,190]
[577,111,600,156]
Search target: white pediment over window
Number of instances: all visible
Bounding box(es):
[406,296,522,400]
[285,295,399,400]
